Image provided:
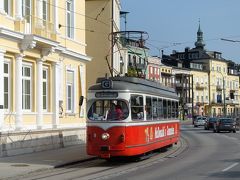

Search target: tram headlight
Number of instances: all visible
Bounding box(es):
[101,133,110,140]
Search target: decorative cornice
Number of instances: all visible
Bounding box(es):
[30,34,59,47]
[0,27,24,40]
[0,49,6,54]
[0,27,91,61]
[41,47,55,57]
[20,35,36,51]
[56,46,92,62]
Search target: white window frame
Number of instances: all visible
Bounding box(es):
[22,63,32,112]
[42,67,48,111]
[22,0,32,23]
[66,69,76,113]
[66,0,75,39]
[4,0,11,16]
[42,0,48,25]
[4,60,10,112]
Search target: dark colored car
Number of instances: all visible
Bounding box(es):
[204,117,218,130]
[213,118,236,133]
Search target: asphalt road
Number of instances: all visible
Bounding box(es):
[13,124,240,180]
[113,124,240,180]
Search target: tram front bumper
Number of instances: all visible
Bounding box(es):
[100,145,125,151]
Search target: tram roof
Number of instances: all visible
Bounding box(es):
[88,77,179,100]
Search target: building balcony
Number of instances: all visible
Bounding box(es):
[15,16,57,41]
[226,99,239,105]
[195,82,205,90]
[195,101,209,106]
[128,63,147,70]
[195,102,204,106]
[175,82,189,89]
[216,85,223,91]
[161,71,172,76]
[230,89,237,93]
[211,100,222,105]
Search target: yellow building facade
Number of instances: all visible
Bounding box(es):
[191,59,240,117]
[190,70,209,116]
[208,60,239,116]
[86,0,121,89]
[0,0,91,131]
[160,65,173,87]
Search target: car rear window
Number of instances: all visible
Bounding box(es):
[220,119,234,123]
[209,118,217,122]
[197,117,206,120]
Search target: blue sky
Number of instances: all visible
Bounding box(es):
[121,0,240,63]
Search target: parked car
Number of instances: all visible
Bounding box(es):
[213,118,236,133]
[204,117,218,130]
[194,116,207,127]
[192,115,200,125]
[235,117,240,131]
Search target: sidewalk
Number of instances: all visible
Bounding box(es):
[0,144,94,179]
[0,121,189,179]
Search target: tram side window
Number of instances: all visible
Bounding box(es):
[131,95,144,120]
[152,98,158,120]
[172,101,176,118]
[167,100,171,118]
[146,97,152,120]
[158,98,163,119]
[176,102,179,118]
[163,99,167,118]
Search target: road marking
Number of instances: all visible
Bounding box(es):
[222,163,239,172]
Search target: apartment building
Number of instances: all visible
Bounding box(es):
[164,24,240,117]
[147,56,161,82]
[86,0,121,89]
[0,0,91,156]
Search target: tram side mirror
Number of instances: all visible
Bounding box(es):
[79,96,84,106]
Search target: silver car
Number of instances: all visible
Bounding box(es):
[194,117,207,127]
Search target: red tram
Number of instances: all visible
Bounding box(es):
[86,77,180,159]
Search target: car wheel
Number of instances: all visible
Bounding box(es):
[233,130,236,133]
[213,129,216,133]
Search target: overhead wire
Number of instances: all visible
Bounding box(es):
[147,34,240,53]
[57,24,107,35]
[37,0,110,27]
[95,1,110,20]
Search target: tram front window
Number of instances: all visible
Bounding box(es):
[88,100,129,121]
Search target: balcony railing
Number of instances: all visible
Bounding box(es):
[16,15,56,40]
[175,82,189,89]
[226,99,239,105]
[128,63,147,70]
[196,82,205,90]
[216,85,223,91]
[230,89,237,92]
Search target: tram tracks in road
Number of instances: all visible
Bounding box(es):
[8,138,188,180]
[88,137,188,180]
